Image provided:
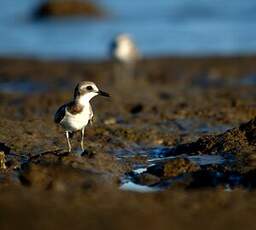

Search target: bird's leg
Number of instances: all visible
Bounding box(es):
[80,127,85,152]
[65,131,72,152]
[127,62,135,79]
[114,61,121,84]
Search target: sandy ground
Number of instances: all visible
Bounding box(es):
[0,56,256,229]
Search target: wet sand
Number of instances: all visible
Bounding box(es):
[0,56,256,229]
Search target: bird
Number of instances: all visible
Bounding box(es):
[110,33,140,64]
[54,81,110,152]
[110,34,141,83]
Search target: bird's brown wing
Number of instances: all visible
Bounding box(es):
[54,104,67,124]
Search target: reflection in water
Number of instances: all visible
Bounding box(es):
[120,181,160,193]
[118,145,238,192]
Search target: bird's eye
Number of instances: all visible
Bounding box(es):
[86,86,93,91]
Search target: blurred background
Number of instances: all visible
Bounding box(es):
[1,0,256,59]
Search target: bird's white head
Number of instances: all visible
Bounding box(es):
[116,34,134,49]
[74,81,110,106]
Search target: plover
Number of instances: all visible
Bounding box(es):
[54,81,110,152]
[110,33,140,64]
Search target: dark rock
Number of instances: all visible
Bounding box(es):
[0,143,10,155]
[163,158,199,177]
[241,169,256,189]
[134,172,160,185]
[188,169,242,189]
[147,158,199,178]
[147,164,164,177]
[239,118,256,145]
[34,0,105,19]
[158,92,172,100]
[165,117,256,157]
[130,104,143,114]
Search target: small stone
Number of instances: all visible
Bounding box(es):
[130,104,143,114]
[104,117,117,125]
[154,139,164,145]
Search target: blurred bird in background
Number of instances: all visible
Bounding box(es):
[110,33,141,84]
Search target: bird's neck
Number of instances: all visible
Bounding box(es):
[75,95,91,107]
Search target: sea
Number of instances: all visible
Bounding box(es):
[0,0,256,59]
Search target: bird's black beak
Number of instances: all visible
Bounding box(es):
[98,90,110,97]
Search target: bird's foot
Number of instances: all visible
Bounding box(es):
[81,149,94,158]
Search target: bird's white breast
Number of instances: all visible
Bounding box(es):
[60,104,93,132]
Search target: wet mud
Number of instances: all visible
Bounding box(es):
[0,56,256,229]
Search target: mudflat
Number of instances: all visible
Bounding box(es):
[0,56,256,229]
